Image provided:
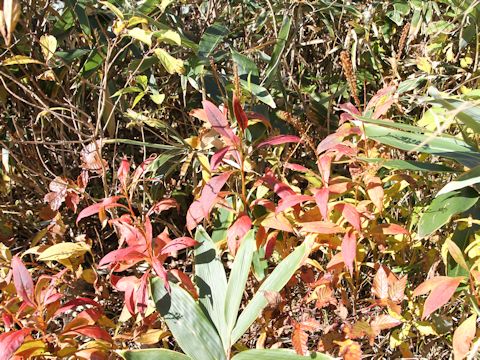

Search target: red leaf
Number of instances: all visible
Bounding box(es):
[160,237,196,255]
[256,135,301,148]
[292,323,308,355]
[314,188,329,220]
[341,231,356,275]
[11,256,35,308]
[300,221,344,234]
[203,100,240,146]
[413,276,463,319]
[377,223,409,235]
[210,146,230,170]
[259,169,296,199]
[276,194,314,214]
[186,172,232,230]
[151,257,170,292]
[335,203,361,231]
[233,94,248,131]
[0,328,31,360]
[227,213,252,255]
[76,196,125,224]
[317,133,343,154]
[111,275,140,315]
[453,314,477,360]
[135,272,149,314]
[64,325,112,342]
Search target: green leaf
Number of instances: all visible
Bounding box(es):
[154,49,185,74]
[198,23,229,60]
[239,79,276,108]
[437,165,480,196]
[231,349,333,360]
[231,50,259,84]
[231,240,311,343]
[194,226,229,350]
[364,123,480,168]
[151,278,226,360]
[132,91,146,108]
[263,16,291,88]
[117,349,190,360]
[429,87,480,133]
[418,188,479,238]
[80,50,104,78]
[99,1,124,19]
[54,49,90,63]
[225,230,255,336]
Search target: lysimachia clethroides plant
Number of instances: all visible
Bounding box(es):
[118,227,333,360]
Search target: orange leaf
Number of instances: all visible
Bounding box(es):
[453,314,477,360]
[341,230,356,275]
[365,175,384,212]
[292,323,308,355]
[372,266,389,300]
[335,203,361,231]
[336,339,362,360]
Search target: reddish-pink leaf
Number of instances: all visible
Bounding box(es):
[151,257,170,292]
[284,163,310,172]
[276,194,314,214]
[54,298,101,317]
[335,203,361,231]
[210,146,230,170]
[317,133,343,154]
[203,100,240,146]
[259,169,296,199]
[413,276,464,319]
[0,328,31,360]
[233,94,248,131]
[372,266,389,300]
[300,318,320,332]
[190,108,208,122]
[453,314,477,360]
[314,188,329,220]
[227,213,252,255]
[256,135,301,148]
[317,154,332,185]
[76,196,124,224]
[11,256,35,308]
[371,314,402,336]
[300,221,344,234]
[117,157,130,188]
[64,325,112,342]
[366,85,396,119]
[111,275,140,315]
[135,272,149,314]
[148,198,179,216]
[341,231,357,275]
[338,102,361,123]
[98,246,146,268]
[186,172,232,230]
[377,223,410,235]
[161,237,196,255]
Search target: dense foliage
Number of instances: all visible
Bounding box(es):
[1,0,480,359]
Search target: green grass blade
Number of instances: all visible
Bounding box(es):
[231,241,311,343]
[194,226,229,350]
[231,349,333,360]
[225,230,256,337]
[117,349,191,360]
[151,277,226,360]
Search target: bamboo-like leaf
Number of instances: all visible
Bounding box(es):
[225,230,255,336]
[418,188,479,238]
[231,349,333,360]
[231,240,311,343]
[117,349,190,360]
[198,23,228,59]
[194,226,229,350]
[437,165,480,196]
[151,277,226,360]
[263,16,292,88]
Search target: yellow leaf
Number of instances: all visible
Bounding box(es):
[1,55,43,66]
[39,34,57,62]
[126,27,152,46]
[154,48,184,74]
[99,0,124,19]
[37,242,90,261]
[135,329,170,345]
[415,321,437,336]
[416,57,432,74]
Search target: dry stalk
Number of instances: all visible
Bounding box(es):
[340,50,361,108]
